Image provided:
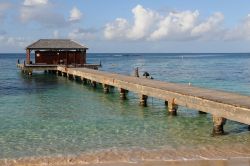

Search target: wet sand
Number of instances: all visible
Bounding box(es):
[1,146,250,166]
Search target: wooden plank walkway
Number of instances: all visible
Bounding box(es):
[17,64,57,71]
[17,64,99,74]
[56,66,250,135]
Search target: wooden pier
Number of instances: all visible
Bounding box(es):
[17,64,99,75]
[18,65,250,135]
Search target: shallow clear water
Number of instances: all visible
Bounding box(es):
[0,53,250,159]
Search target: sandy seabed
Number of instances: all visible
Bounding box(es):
[1,145,250,166]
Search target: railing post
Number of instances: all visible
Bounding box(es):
[134,67,139,77]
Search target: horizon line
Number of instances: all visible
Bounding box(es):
[1,52,250,54]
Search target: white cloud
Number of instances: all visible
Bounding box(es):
[191,12,224,38]
[104,18,129,40]
[149,10,199,41]
[0,34,27,49]
[53,30,59,38]
[20,7,67,27]
[20,0,67,28]
[0,2,12,23]
[68,28,97,41]
[69,7,82,22]
[104,5,225,41]
[23,0,48,6]
[0,30,6,35]
[224,14,250,40]
[20,1,83,28]
[127,5,159,40]
[104,5,159,40]
[0,2,11,11]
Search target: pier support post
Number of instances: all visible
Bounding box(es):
[120,88,127,100]
[139,95,148,107]
[91,81,97,88]
[168,99,178,116]
[28,70,32,76]
[199,111,207,114]
[109,85,115,91]
[212,116,227,136]
[81,77,87,85]
[67,74,74,80]
[26,49,31,64]
[165,101,168,106]
[103,84,110,94]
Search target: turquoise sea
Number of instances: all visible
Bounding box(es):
[0,53,250,159]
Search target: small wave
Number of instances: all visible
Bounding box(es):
[1,146,250,165]
[113,54,123,57]
[113,54,142,57]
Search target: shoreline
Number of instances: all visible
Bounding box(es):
[2,159,249,166]
[1,146,250,166]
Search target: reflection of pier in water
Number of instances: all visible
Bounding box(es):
[17,64,250,136]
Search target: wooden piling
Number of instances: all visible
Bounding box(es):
[91,81,97,88]
[139,95,148,107]
[103,84,110,93]
[168,99,178,116]
[212,116,227,136]
[199,111,207,114]
[81,77,87,85]
[120,88,127,100]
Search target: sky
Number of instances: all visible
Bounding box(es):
[1,0,250,53]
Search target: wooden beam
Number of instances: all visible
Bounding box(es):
[26,49,31,65]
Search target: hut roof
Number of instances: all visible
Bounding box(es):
[26,39,88,50]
